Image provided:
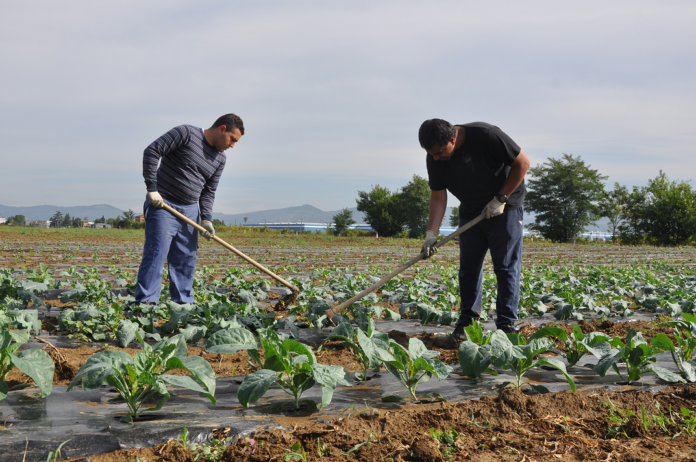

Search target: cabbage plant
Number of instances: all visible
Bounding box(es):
[459,331,576,393]
[383,337,452,399]
[528,324,612,368]
[593,329,684,384]
[0,329,54,400]
[318,319,394,380]
[655,313,696,382]
[237,329,352,409]
[68,334,216,422]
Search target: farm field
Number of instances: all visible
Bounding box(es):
[1,227,696,461]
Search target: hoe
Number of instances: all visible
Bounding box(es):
[161,203,300,307]
[325,212,485,324]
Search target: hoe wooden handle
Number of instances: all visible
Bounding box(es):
[160,203,300,295]
[325,212,485,323]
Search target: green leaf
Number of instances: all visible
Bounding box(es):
[463,320,486,345]
[425,358,452,380]
[529,384,551,394]
[237,369,279,408]
[356,329,395,363]
[528,326,568,343]
[572,324,585,341]
[593,349,623,377]
[553,303,575,320]
[205,327,258,354]
[324,322,354,344]
[2,329,30,350]
[311,363,352,408]
[582,341,612,360]
[160,374,217,404]
[384,309,401,321]
[408,337,428,361]
[650,334,675,352]
[159,302,195,333]
[68,350,133,391]
[536,357,576,392]
[10,349,55,398]
[116,320,139,348]
[649,365,686,384]
[458,341,492,379]
[0,381,9,400]
[282,340,317,365]
[165,355,216,399]
[682,362,696,383]
[180,325,207,343]
[482,331,526,368]
[527,337,555,356]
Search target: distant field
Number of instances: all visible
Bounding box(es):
[1,225,695,271]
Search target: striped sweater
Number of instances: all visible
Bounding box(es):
[143,125,226,221]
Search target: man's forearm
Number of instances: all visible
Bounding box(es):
[427,195,447,234]
[499,166,526,197]
[499,150,530,197]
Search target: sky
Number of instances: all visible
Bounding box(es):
[1,1,695,214]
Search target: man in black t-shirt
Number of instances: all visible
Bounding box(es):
[418,119,530,340]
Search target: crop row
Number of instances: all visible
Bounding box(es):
[4,311,696,424]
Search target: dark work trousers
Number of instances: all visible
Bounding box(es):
[457,206,524,328]
[134,198,199,304]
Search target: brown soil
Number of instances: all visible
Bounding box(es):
[69,385,696,462]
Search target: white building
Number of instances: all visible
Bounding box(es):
[27,220,51,228]
[0,215,6,225]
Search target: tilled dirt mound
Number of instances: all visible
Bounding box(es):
[69,385,696,462]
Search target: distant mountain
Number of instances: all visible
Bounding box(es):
[212,204,367,225]
[0,202,461,226]
[212,204,456,226]
[0,204,127,221]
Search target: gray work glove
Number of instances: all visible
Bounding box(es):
[200,220,215,241]
[483,197,505,219]
[421,230,438,258]
[146,191,164,209]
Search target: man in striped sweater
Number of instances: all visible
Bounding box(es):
[133,113,244,307]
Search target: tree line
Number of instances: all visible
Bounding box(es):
[349,154,696,246]
[3,209,146,229]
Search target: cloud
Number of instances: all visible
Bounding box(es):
[1,1,694,212]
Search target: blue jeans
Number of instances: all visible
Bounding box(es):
[134,198,200,304]
[457,206,524,328]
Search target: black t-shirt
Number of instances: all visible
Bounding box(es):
[426,122,526,217]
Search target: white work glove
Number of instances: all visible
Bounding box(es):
[146,191,164,209]
[200,220,215,240]
[421,230,438,258]
[483,197,505,219]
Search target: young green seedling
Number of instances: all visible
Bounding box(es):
[68,334,216,422]
[593,329,683,384]
[383,337,452,400]
[237,328,352,409]
[528,324,612,368]
[495,332,577,393]
[317,318,394,381]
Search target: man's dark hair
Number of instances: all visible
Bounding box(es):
[211,113,245,135]
[418,118,455,150]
